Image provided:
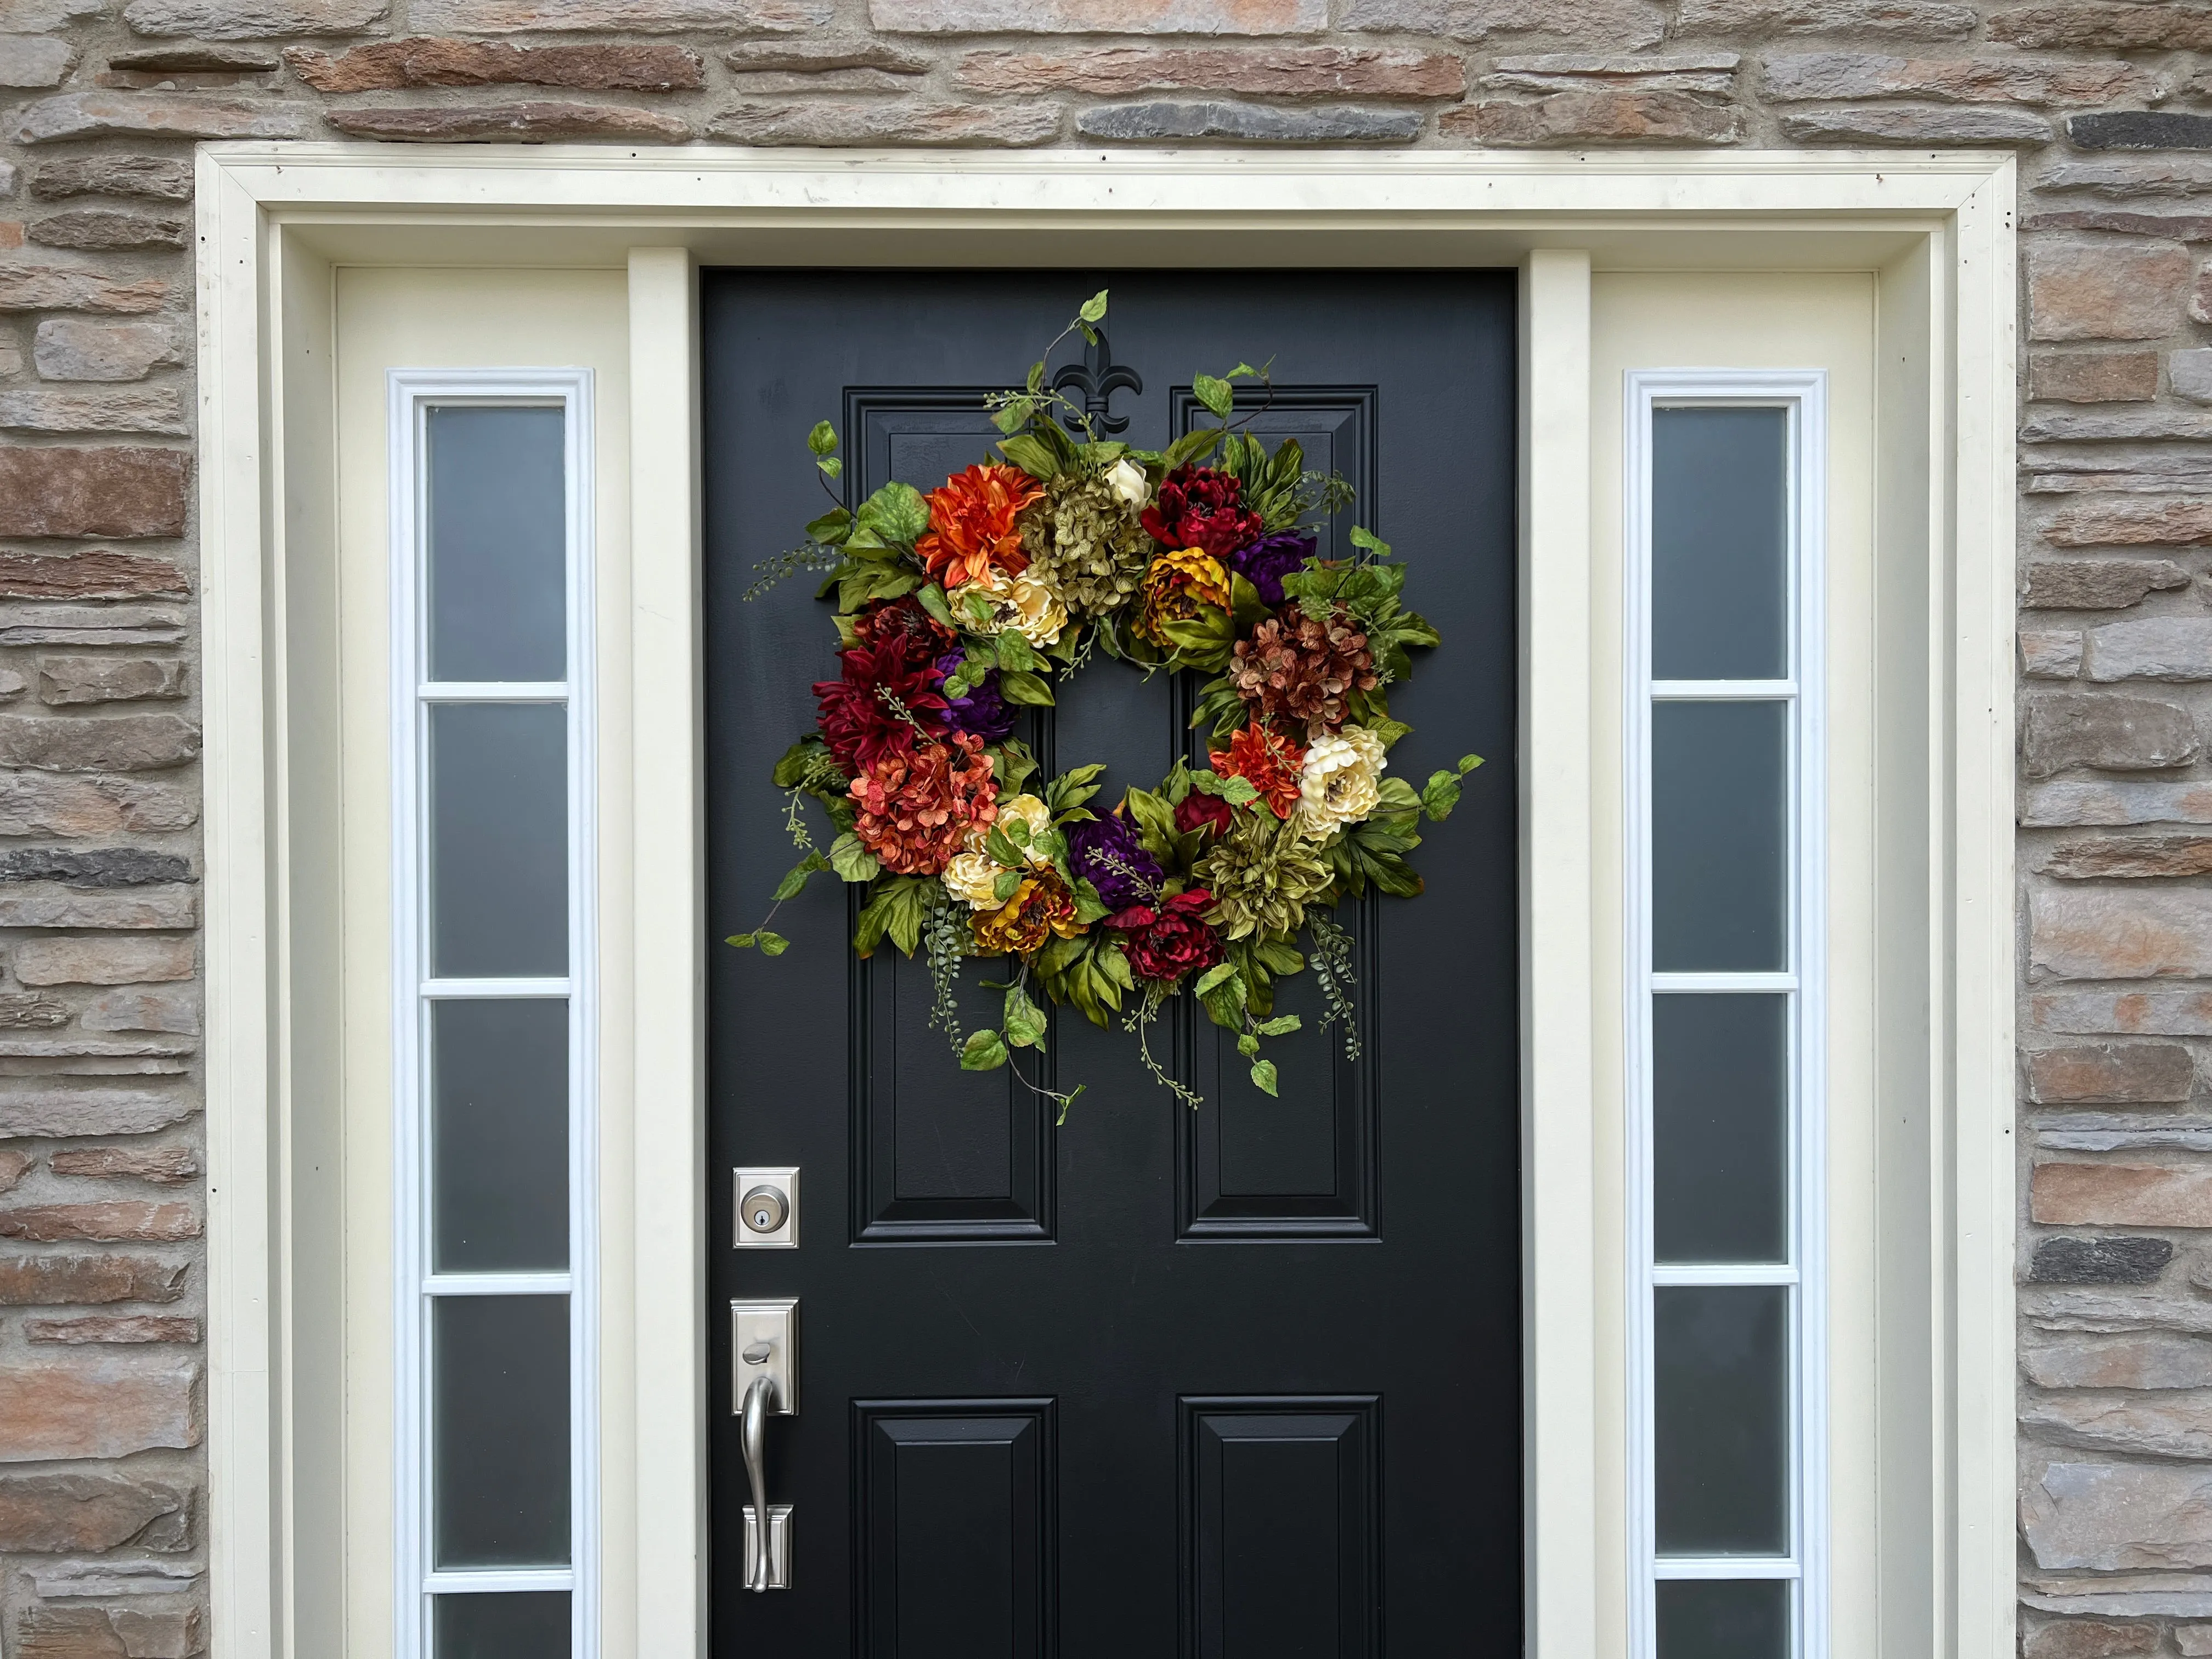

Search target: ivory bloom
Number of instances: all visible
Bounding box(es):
[1296,725,1386,837]
[943,849,1009,910]
[1107,457,1149,510]
[996,792,1054,860]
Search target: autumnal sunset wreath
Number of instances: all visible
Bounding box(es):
[731,293,1482,1117]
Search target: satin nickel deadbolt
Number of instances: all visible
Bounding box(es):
[731,1298,797,1592]
[731,1166,798,1248]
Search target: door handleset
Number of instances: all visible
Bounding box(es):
[731,1299,797,1591]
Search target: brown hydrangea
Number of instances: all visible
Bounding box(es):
[849,733,998,876]
[1018,473,1153,618]
[1228,605,1379,737]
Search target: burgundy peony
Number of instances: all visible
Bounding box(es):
[933,651,1018,742]
[1141,464,1264,561]
[814,633,950,775]
[1174,789,1235,839]
[1110,889,1226,985]
[850,593,957,668]
[1229,529,1315,607]
[1066,809,1164,911]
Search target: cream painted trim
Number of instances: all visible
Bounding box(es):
[196,145,2016,1659]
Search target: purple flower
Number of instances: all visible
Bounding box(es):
[933,652,1018,742]
[1228,530,1316,607]
[1065,810,1164,912]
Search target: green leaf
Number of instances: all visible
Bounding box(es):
[804,506,852,545]
[857,480,930,549]
[1348,524,1391,560]
[756,930,789,957]
[773,851,830,900]
[772,734,831,789]
[817,456,843,479]
[1459,753,1485,774]
[1249,1059,1280,1098]
[1071,878,1111,925]
[1078,288,1109,324]
[995,628,1039,673]
[1161,425,1224,472]
[1228,571,1272,632]
[961,1029,1009,1071]
[915,584,955,628]
[1045,763,1107,816]
[1217,775,1260,808]
[1003,985,1048,1049]
[991,738,1040,796]
[999,669,1056,707]
[806,420,838,457]
[1054,1082,1086,1127]
[1193,374,1234,419]
[726,932,756,949]
[1254,1014,1303,1037]
[1123,787,1177,860]
[853,875,933,958]
[1237,1032,1261,1058]
[961,589,996,628]
[1367,718,1413,751]
[1028,360,1046,394]
[1194,963,1239,997]
[828,833,880,883]
[998,432,1061,479]
[994,868,1025,902]
[1421,771,1463,821]
[1251,937,1305,977]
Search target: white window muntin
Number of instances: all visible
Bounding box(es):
[1623,369,1829,1659]
[389,369,599,1659]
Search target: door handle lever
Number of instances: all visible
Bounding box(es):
[731,1299,796,1591]
[740,1372,785,1592]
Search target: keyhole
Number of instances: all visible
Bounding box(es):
[740,1184,788,1234]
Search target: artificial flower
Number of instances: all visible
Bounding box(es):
[1228,604,1380,737]
[1228,529,1316,608]
[995,792,1054,859]
[1194,810,1335,942]
[1109,889,1224,984]
[1296,724,1387,837]
[917,464,1043,591]
[932,651,1018,742]
[850,592,957,667]
[942,849,1011,910]
[1019,472,1152,618]
[994,572,1070,647]
[814,634,950,774]
[1210,722,1307,821]
[1141,464,1263,561]
[848,732,997,876]
[972,870,1082,957]
[1137,548,1231,648]
[1066,809,1164,912]
[1107,457,1150,510]
[1174,789,1236,839]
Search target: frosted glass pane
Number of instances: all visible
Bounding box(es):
[1655,1284,1789,1555]
[426,406,566,683]
[434,1592,571,1659]
[1652,407,1788,681]
[1657,1580,1790,1659]
[432,1295,570,1568]
[429,703,567,978]
[432,999,568,1273]
[1652,700,1787,972]
[1654,994,1789,1264]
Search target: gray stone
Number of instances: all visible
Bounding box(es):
[2023,782,2212,827]
[873,0,1325,29]
[107,43,279,71]
[2030,1238,2177,1286]
[27,156,194,202]
[2040,1116,2212,1153]
[2024,1462,2212,1570]
[15,934,194,985]
[326,101,690,143]
[0,35,74,88]
[1339,0,1664,43]
[2086,618,2212,682]
[27,1560,200,1597]
[0,1089,193,1138]
[0,849,192,888]
[0,606,185,647]
[1446,89,1742,144]
[2175,351,2212,407]
[1077,100,1421,142]
[417,0,827,26]
[2026,1289,2212,1337]
[1762,50,2155,104]
[0,994,69,1030]
[0,713,198,772]
[708,100,1059,145]
[1677,0,1974,35]
[2021,695,2198,777]
[0,774,194,837]
[119,0,388,34]
[2039,834,2212,879]
[27,209,188,252]
[2036,989,2212,1035]
[0,261,167,315]
[0,388,189,436]
[2023,1583,2212,1618]
[2027,1041,2196,1104]
[2025,1330,2212,1386]
[2023,631,2084,677]
[2074,113,2212,152]
[2024,410,2212,442]
[0,888,197,929]
[1778,104,2051,144]
[8,91,314,144]
[82,988,197,1034]
[2032,888,2212,981]
[0,0,98,24]
[2024,1391,2212,1460]
[726,36,930,71]
[2024,559,2191,611]
[2040,160,2212,198]
[32,319,182,382]
[38,656,187,706]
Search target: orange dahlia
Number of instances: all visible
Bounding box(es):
[917,464,1045,591]
[1210,723,1307,821]
[849,733,998,876]
[1136,548,1231,648]
[971,870,1083,958]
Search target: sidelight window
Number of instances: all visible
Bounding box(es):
[1626,376,1827,1659]
[391,375,597,1659]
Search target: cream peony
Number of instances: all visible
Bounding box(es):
[996,792,1056,861]
[997,572,1069,646]
[1295,725,1387,837]
[942,849,1010,910]
[1107,457,1150,510]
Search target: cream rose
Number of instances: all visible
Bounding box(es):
[998,572,1069,647]
[1295,725,1387,837]
[942,849,1010,910]
[996,792,1055,861]
[1107,457,1150,510]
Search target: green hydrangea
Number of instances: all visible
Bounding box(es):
[1019,473,1153,618]
[1194,809,1335,941]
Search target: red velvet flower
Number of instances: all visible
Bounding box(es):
[917,464,1044,591]
[813,632,950,775]
[1209,723,1307,821]
[850,593,957,668]
[1110,889,1226,985]
[1141,464,1264,561]
[1174,789,1236,839]
[848,732,998,876]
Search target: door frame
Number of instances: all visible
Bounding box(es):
[195,144,2016,1659]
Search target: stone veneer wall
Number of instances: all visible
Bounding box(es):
[0,0,2210,1652]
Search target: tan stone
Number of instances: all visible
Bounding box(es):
[2180,1626,2212,1657]
[955,46,1464,97]
[32,320,183,382]
[111,1609,202,1659]
[1340,0,1664,44]
[710,100,1060,145]
[8,91,312,144]
[2030,245,2194,343]
[2050,500,2212,549]
[0,1472,188,1551]
[2027,1390,2212,1460]
[873,0,1323,28]
[0,388,189,436]
[0,1358,197,1460]
[0,1201,199,1242]
[2030,353,2162,404]
[1993,4,2212,49]
[50,1144,199,1183]
[2038,990,2212,1035]
[1446,89,1741,143]
[0,35,74,88]
[2021,695,2198,777]
[725,36,929,71]
[0,1088,194,1137]
[0,554,187,604]
[0,714,199,772]
[0,995,71,1031]
[2025,1333,2212,1390]
[326,101,690,142]
[25,1315,201,1344]
[82,988,198,1034]
[2022,1618,2159,1659]
[15,1606,128,1659]
[119,0,386,32]
[2023,558,2188,610]
[27,210,188,252]
[1762,52,2157,104]
[2027,1042,2196,1103]
[0,449,188,540]
[290,37,702,91]
[416,0,827,26]
[0,1254,187,1306]
[2034,889,2212,980]
[26,156,192,203]
[15,935,195,985]
[2034,1162,2212,1227]
[0,889,198,930]
[0,1150,29,1193]
[2042,836,2212,879]
[0,261,166,315]
[2022,631,2083,678]
[1678,0,1974,34]
[39,657,189,707]
[0,775,196,837]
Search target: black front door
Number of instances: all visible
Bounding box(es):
[702,269,1519,1656]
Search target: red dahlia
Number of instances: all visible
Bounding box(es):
[813,631,951,775]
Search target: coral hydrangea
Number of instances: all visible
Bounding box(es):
[848,733,998,876]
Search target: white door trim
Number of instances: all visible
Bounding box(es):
[195,144,2016,1659]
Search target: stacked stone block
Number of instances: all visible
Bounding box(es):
[1,0,2211,1648]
